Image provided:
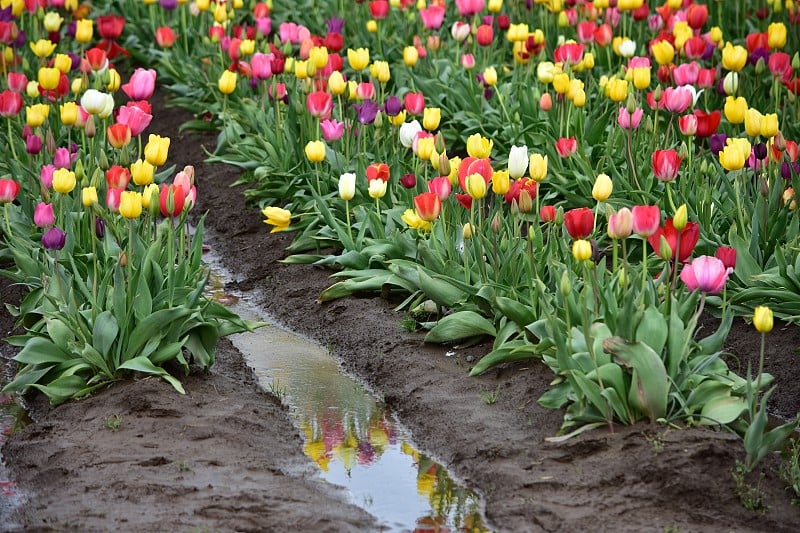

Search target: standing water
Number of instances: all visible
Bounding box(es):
[205,273,490,532]
[0,366,28,528]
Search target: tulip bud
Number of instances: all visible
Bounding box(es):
[644,115,654,133]
[517,189,533,213]
[555,206,564,225]
[98,149,109,171]
[74,159,86,185]
[462,223,473,239]
[700,159,710,176]
[491,213,502,233]
[572,239,593,262]
[755,57,766,75]
[653,86,662,103]
[625,92,637,115]
[46,130,56,155]
[439,153,450,177]
[434,133,446,154]
[773,131,787,152]
[560,269,572,297]
[90,167,103,189]
[658,235,673,262]
[673,204,688,230]
[85,115,96,138]
[677,142,689,161]
[793,52,800,71]
[753,305,773,333]
[723,72,739,95]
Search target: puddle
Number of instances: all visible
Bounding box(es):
[205,273,490,532]
[0,366,29,529]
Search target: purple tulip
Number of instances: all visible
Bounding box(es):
[26,134,42,155]
[709,134,728,155]
[326,16,345,33]
[42,227,66,250]
[383,95,403,117]
[95,218,106,239]
[354,100,379,125]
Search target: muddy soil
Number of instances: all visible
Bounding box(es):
[3,91,800,532]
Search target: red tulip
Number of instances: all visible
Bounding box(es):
[539,205,556,223]
[97,15,125,40]
[576,22,595,43]
[715,246,737,269]
[647,219,699,263]
[564,207,593,239]
[476,24,493,47]
[7,72,27,92]
[400,173,417,188]
[746,31,769,53]
[697,68,717,89]
[159,183,186,217]
[457,157,492,191]
[414,192,442,222]
[678,114,697,136]
[85,47,108,72]
[155,26,177,48]
[0,90,23,117]
[693,110,721,137]
[683,37,707,60]
[106,188,123,213]
[107,123,131,149]
[369,0,389,19]
[652,149,682,182]
[593,24,613,47]
[768,52,792,79]
[366,163,390,183]
[306,91,333,118]
[555,137,577,157]
[685,4,708,29]
[504,178,537,205]
[631,205,661,237]
[404,92,425,116]
[554,43,584,65]
[0,179,20,203]
[105,166,131,189]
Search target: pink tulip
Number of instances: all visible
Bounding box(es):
[116,102,153,137]
[631,205,661,237]
[306,91,333,118]
[608,207,633,239]
[678,114,697,136]
[680,256,732,295]
[404,92,425,116]
[0,179,20,203]
[420,5,446,30]
[251,52,274,80]
[652,149,682,182]
[106,188,123,213]
[320,119,344,141]
[672,62,700,86]
[121,68,156,101]
[428,176,451,201]
[618,107,643,129]
[661,86,693,113]
[40,165,55,189]
[33,202,55,228]
[53,147,72,169]
[455,0,485,17]
[555,137,577,157]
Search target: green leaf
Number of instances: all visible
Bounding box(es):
[468,343,540,376]
[494,296,535,328]
[93,311,119,359]
[124,308,193,360]
[119,356,185,395]
[425,311,496,344]
[604,337,668,423]
[46,318,75,348]
[30,375,88,405]
[417,267,466,308]
[81,344,113,378]
[699,395,747,425]
[635,306,668,355]
[14,337,72,365]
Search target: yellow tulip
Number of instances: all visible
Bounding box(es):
[239,39,256,57]
[592,173,613,202]
[81,187,98,207]
[53,54,72,74]
[466,133,493,158]
[52,168,76,194]
[761,114,778,138]
[262,206,292,232]
[529,153,548,181]
[43,11,64,32]
[214,3,228,23]
[416,136,435,161]
[768,22,787,49]
[673,204,688,231]
[465,173,487,200]
[422,107,441,131]
[348,48,370,71]
[536,61,555,83]
[60,102,79,126]
[119,191,143,219]
[328,71,346,95]
[401,208,431,232]
[606,78,628,102]
[492,170,510,195]
[721,42,747,72]
[753,306,773,333]
[719,139,750,171]
[218,70,237,95]
[26,104,50,128]
[483,66,498,87]
[106,69,121,92]
[131,159,155,186]
[572,239,593,261]
[507,23,529,42]
[650,40,674,65]
[366,20,378,33]
[74,20,93,43]
[29,39,57,58]
[724,96,747,124]
[370,60,391,83]
[141,184,160,209]
[632,67,650,90]
[38,67,61,91]
[144,134,170,167]
[304,140,326,163]
[744,108,763,137]
[552,72,570,94]
[403,46,419,67]
[389,110,406,126]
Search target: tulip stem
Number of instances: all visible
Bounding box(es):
[345,199,353,246]
[625,128,642,194]
[2,203,11,239]
[641,240,648,304]
[91,213,98,320]
[167,219,174,307]
[6,119,17,162]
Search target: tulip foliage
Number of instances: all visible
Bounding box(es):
[2,0,800,451]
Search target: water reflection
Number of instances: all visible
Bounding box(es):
[214,283,489,532]
[0,381,28,525]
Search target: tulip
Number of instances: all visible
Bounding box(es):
[564,207,594,239]
[647,219,699,263]
[724,96,747,124]
[403,46,419,67]
[30,39,57,58]
[482,67,498,87]
[506,145,528,179]
[82,187,98,207]
[304,140,326,163]
[368,178,387,199]
[119,191,143,219]
[555,137,577,157]
[141,184,159,211]
[347,48,370,71]
[262,206,292,233]
[155,26,177,48]
[122,68,156,100]
[144,134,170,166]
[650,40,674,65]
[320,119,344,142]
[540,206,556,223]
[422,107,441,131]
[572,239,593,262]
[404,93,425,116]
[719,139,751,171]
[107,123,132,149]
[131,159,155,186]
[307,91,333,118]
[722,42,747,72]
[106,166,131,189]
[465,173,488,200]
[753,306,773,333]
[608,207,633,239]
[694,110,721,137]
[631,205,660,237]
[117,103,153,137]
[428,177,451,201]
[218,70,237,95]
[42,227,66,250]
[52,169,76,194]
[466,134,493,159]
[402,209,432,232]
[414,192,442,222]
[618,107,643,129]
[768,22,787,49]
[0,91,23,118]
[715,246,737,269]
[0,179,20,203]
[661,87,692,114]
[366,163,390,183]
[529,153,548,181]
[680,256,732,295]
[652,149,682,182]
[760,114,778,138]
[492,170,510,195]
[38,67,60,91]
[81,89,113,116]
[53,147,72,170]
[159,184,186,217]
[26,104,50,127]
[744,108,763,137]
[400,173,417,189]
[592,173,613,202]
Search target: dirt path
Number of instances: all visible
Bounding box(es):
[2,91,799,531]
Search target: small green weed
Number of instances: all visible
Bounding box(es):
[779,438,800,504]
[268,379,287,399]
[103,414,123,431]
[401,314,418,332]
[732,460,768,513]
[480,386,501,405]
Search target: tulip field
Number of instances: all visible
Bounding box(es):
[2,0,800,528]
